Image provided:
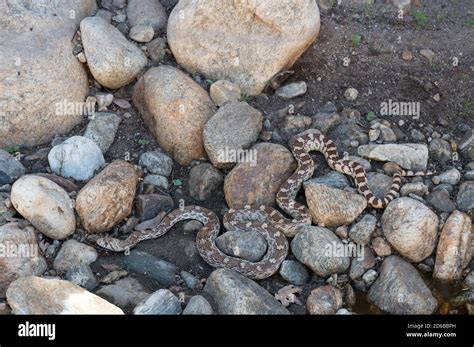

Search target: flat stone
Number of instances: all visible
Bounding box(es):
[53,240,98,273]
[83,112,121,153]
[349,214,377,245]
[139,150,173,177]
[0,150,26,185]
[456,181,474,215]
[135,194,174,222]
[210,80,242,106]
[133,289,182,315]
[304,171,350,189]
[96,277,150,311]
[275,81,307,99]
[358,143,428,171]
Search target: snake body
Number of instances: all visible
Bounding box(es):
[88,129,431,279]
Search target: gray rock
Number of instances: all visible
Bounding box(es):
[334,121,368,146]
[433,183,454,194]
[123,250,179,286]
[456,181,474,214]
[65,265,98,291]
[96,277,150,311]
[362,269,378,286]
[136,194,174,221]
[275,81,307,99]
[83,112,121,153]
[216,230,267,262]
[180,271,201,290]
[436,168,461,185]
[400,182,429,196]
[465,271,474,290]
[147,37,167,63]
[291,225,351,277]
[304,171,350,189]
[381,198,439,262]
[368,256,438,314]
[366,172,392,200]
[48,136,105,181]
[349,247,376,280]
[465,170,474,180]
[129,25,155,43]
[139,150,173,176]
[426,190,456,213]
[133,289,182,315]
[279,260,309,286]
[348,156,372,171]
[209,80,242,106]
[53,240,98,274]
[429,138,451,163]
[459,129,474,160]
[410,128,425,141]
[306,285,343,315]
[358,143,428,171]
[312,109,341,133]
[188,163,223,201]
[349,214,377,245]
[0,150,26,185]
[143,174,169,190]
[203,268,289,314]
[203,102,263,168]
[183,295,213,315]
[127,0,168,32]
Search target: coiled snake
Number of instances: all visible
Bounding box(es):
[87,129,431,279]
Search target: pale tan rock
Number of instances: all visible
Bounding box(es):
[210,80,242,106]
[306,285,343,315]
[127,0,168,32]
[0,1,96,147]
[76,160,140,233]
[0,223,47,298]
[6,276,123,314]
[304,183,367,227]
[167,0,321,95]
[371,237,392,257]
[433,210,473,283]
[11,175,76,240]
[224,143,296,207]
[133,66,215,166]
[381,197,439,262]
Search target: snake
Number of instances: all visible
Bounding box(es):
[87,129,432,279]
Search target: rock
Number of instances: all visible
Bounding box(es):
[333,121,368,147]
[210,80,242,106]
[11,175,75,240]
[75,160,139,233]
[139,150,173,177]
[368,256,437,314]
[167,0,320,95]
[465,271,474,290]
[349,246,376,280]
[133,289,182,315]
[459,129,474,160]
[410,128,425,141]
[426,190,456,213]
[279,260,309,285]
[379,125,397,143]
[344,87,359,101]
[96,277,150,311]
[127,0,168,32]
[183,220,204,233]
[275,82,307,99]
[96,9,113,22]
[429,138,451,163]
[100,269,129,284]
[48,136,105,181]
[83,112,121,153]
[135,194,174,221]
[80,16,148,89]
[433,211,473,283]
[147,37,167,63]
[402,50,414,61]
[203,102,262,168]
[133,66,215,166]
[203,268,289,314]
[0,150,25,185]
[306,285,343,315]
[304,171,350,189]
[0,223,47,297]
[312,102,341,133]
[216,230,267,262]
[65,265,98,291]
[291,225,351,277]
[188,163,223,201]
[348,156,371,171]
[224,143,296,208]
[358,143,428,171]
[123,250,179,286]
[0,192,15,225]
[433,183,454,194]
[371,237,392,257]
[6,276,123,314]
[0,1,95,147]
[96,93,114,111]
[420,49,435,60]
[381,198,439,262]
[392,0,411,13]
[281,116,312,136]
[363,269,378,286]
[304,183,367,227]
[180,271,201,290]
[349,214,377,245]
[456,182,474,215]
[53,240,98,273]
[143,175,169,190]
[435,169,461,185]
[183,295,213,315]
[465,171,474,180]
[129,25,154,43]
[400,182,429,197]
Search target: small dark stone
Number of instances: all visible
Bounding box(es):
[135,194,174,221]
[123,250,179,286]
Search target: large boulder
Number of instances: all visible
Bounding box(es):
[133,66,215,166]
[0,0,96,147]
[167,0,321,95]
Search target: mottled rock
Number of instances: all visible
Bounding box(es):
[188,163,223,201]
[127,0,168,32]
[83,112,121,153]
[210,80,242,106]
[143,174,169,190]
[358,143,428,171]
[133,289,182,315]
[53,240,98,273]
[456,182,474,215]
[426,190,456,213]
[304,171,350,189]
[429,138,451,163]
[436,168,461,185]
[76,160,139,233]
[276,81,307,99]
[349,246,376,280]
[183,295,213,315]
[96,277,150,311]
[216,230,267,262]
[349,214,377,245]
[368,256,437,314]
[65,265,98,291]
[139,150,173,176]
[459,129,474,161]
[11,175,75,240]
[400,182,429,196]
[129,25,154,43]
[279,260,309,286]
[0,150,25,185]
[367,173,392,200]
[147,37,167,63]
[135,194,174,221]
[306,285,343,315]
[371,237,391,257]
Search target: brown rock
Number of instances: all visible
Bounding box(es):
[133,66,215,166]
[0,223,47,298]
[76,160,139,233]
[224,143,296,207]
[304,183,367,227]
[371,237,392,257]
[433,210,473,283]
[188,163,224,201]
[306,285,343,315]
[210,80,242,106]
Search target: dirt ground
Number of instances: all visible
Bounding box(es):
[16,0,474,314]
